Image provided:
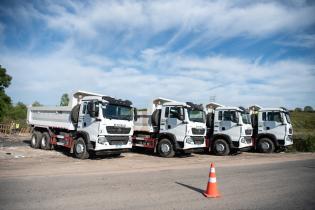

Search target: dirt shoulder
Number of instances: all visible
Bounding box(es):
[1,135,315,178]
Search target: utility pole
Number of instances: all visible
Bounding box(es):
[209,96,216,102]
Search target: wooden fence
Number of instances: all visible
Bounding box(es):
[0,123,31,136]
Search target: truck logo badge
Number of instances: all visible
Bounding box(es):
[114,124,126,127]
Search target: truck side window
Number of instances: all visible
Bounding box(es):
[169,107,181,119]
[165,107,169,118]
[262,112,266,121]
[218,111,222,120]
[82,103,87,114]
[267,112,281,122]
[221,111,237,123]
[223,111,233,121]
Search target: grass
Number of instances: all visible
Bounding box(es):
[290,111,315,152]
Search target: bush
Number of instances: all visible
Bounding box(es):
[304,106,314,112]
[294,107,302,112]
[293,135,315,152]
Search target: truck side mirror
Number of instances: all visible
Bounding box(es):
[134,108,138,121]
[280,115,285,125]
[206,113,213,127]
[178,107,185,121]
[235,116,240,124]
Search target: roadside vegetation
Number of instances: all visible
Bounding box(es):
[290,111,315,152]
[0,65,69,132]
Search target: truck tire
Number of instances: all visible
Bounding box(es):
[71,104,80,124]
[40,132,52,150]
[157,138,175,158]
[31,132,42,149]
[257,138,275,153]
[213,139,230,156]
[74,137,89,159]
[151,109,161,126]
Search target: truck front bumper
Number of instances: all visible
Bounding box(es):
[235,136,253,149]
[94,135,133,151]
[181,136,206,150]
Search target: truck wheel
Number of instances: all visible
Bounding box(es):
[257,138,275,153]
[40,132,52,150]
[157,139,175,158]
[213,139,230,156]
[31,132,42,149]
[74,137,89,159]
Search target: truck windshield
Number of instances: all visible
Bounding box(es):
[188,109,206,123]
[284,112,291,124]
[102,104,132,121]
[241,112,251,124]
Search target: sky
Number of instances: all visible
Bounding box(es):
[0,0,315,109]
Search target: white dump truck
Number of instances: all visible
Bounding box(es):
[133,98,207,157]
[27,91,135,159]
[205,103,253,155]
[250,107,293,153]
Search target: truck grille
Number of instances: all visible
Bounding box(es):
[192,128,205,135]
[106,126,131,134]
[105,136,129,145]
[245,129,252,135]
[191,136,205,145]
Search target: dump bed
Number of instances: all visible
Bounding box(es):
[27,90,107,130]
[134,110,153,132]
[27,106,75,130]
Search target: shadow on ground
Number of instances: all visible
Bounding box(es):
[175,182,204,194]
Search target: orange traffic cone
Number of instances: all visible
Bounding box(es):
[203,163,220,198]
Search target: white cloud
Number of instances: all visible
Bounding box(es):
[2,45,314,109]
[1,0,314,109]
[3,1,314,47]
[276,34,315,48]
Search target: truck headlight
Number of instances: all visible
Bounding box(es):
[98,136,108,144]
[186,137,194,144]
[245,129,252,135]
[286,136,293,142]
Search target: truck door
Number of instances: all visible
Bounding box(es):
[217,110,241,142]
[262,112,285,140]
[162,106,186,142]
[77,100,101,142]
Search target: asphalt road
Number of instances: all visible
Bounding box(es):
[1,159,314,210]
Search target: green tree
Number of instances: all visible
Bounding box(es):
[0,65,12,90]
[9,102,27,120]
[60,93,69,106]
[0,65,12,121]
[32,101,42,107]
[304,106,314,112]
[294,107,302,112]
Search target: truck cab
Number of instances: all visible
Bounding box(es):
[76,96,135,156]
[206,106,253,155]
[252,107,293,153]
[133,98,206,157]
